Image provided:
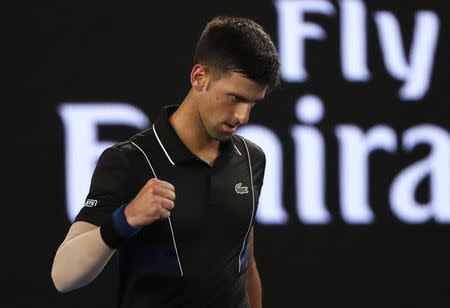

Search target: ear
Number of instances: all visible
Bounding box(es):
[190,64,209,90]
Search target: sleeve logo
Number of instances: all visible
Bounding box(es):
[84,199,98,207]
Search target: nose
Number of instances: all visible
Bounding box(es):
[234,103,253,126]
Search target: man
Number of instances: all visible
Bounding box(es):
[51,15,280,308]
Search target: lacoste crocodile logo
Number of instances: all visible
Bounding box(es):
[235,183,249,194]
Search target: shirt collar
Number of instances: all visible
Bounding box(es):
[152,105,241,165]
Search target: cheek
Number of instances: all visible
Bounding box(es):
[212,95,224,108]
[203,92,233,122]
[203,93,220,111]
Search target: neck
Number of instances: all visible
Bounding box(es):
[169,96,219,159]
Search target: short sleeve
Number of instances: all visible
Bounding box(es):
[249,143,266,206]
[74,146,135,226]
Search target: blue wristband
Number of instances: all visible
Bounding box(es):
[100,204,141,249]
[112,204,141,238]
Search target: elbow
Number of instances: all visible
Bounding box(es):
[51,263,93,293]
[53,284,70,294]
[51,269,68,293]
[51,265,75,293]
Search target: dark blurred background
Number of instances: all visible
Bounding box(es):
[5,1,450,307]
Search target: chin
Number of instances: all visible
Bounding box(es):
[211,132,232,142]
[217,134,232,142]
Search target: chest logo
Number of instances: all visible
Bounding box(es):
[235,183,249,194]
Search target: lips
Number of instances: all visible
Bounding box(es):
[223,123,238,133]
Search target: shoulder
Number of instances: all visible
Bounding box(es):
[97,127,156,167]
[233,135,267,185]
[233,134,266,164]
[115,127,155,150]
[109,127,156,155]
[92,128,156,186]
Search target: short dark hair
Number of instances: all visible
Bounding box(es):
[194,16,280,93]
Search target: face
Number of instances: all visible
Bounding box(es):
[193,65,268,142]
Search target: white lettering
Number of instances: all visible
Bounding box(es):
[374,11,439,100]
[58,103,149,221]
[274,0,335,82]
[335,125,397,223]
[292,95,330,223]
[390,125,450,223]
[340,0,370,81]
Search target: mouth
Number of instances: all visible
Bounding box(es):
[223,123,238,133]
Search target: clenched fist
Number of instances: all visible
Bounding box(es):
[123,178,176,227]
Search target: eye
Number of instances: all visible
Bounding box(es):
[230,95,240,102]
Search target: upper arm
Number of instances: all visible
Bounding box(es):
[74,146,137,226]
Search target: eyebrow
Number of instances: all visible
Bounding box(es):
[229,92,264,103]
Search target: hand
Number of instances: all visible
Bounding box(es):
[123,178,176,227]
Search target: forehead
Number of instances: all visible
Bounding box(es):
[211,72,267,100]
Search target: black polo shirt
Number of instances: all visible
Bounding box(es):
[75,104,266,308]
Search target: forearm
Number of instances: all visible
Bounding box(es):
[51,226,115,293]
[247,260,262,308]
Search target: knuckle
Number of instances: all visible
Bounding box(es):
[147,178,158,186]
[159,209,169,219]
